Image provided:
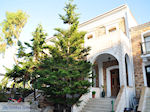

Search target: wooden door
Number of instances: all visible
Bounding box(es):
[111,69,120,97]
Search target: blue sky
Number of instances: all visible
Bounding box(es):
[0,0,150,42]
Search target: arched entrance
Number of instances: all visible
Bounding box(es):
[93,53,120,97]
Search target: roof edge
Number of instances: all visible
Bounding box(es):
[130,21,150,32]
[79,4,128,28]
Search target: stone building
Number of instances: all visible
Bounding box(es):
[130,22,150,98]
[72,5,150,112]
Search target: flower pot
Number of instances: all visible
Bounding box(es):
[92,91,96,98]
[92,94,95,98]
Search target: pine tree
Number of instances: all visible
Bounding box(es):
[18,24,48,100]
[6,24,47,100]
[35,0,92,111]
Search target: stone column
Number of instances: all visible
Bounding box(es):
[98,60,103,87]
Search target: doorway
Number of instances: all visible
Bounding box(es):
[111,69,120,97]
[145,65,150,87]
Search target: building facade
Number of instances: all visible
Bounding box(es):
[130,22,150,98]
[79,4,136,97]
[73,5,150,112]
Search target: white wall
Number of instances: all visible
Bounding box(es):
[0,47,16,74]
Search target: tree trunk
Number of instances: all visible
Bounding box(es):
[34,88,36,101]
[64,106,71,112]
[34,77,37,101]
[54,104,64,112]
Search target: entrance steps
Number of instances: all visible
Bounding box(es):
[144,91,150,112]
[138,87,150,112]
[81,98,115,112]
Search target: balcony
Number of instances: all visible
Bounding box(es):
[84,30,129,59]
[141,41,150,55]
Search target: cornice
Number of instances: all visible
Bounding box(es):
[79,4,128,28]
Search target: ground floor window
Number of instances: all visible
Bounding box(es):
[145,65,150,87]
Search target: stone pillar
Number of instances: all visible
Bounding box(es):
[119,57,127,87]
[98,61,103,87]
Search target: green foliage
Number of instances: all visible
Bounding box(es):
[92,91,96,95]
[35,0,92,110]
[16,88,33,98]
[0,43,6,53]
[0,85,2,90]
[0,93,8,102]
[0,75,9,89]
[17,40,27,58]
[36,58,92,105]
[7,24,47,89]
[17,24,47,62]
[59,0,79,24]
[1,10,28,46]
[6,65,30,88]
[26,24,47,60]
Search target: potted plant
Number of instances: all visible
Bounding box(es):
[101,85,105,97]
[92,91,96,98]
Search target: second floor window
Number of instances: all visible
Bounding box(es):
[144,36,150,53]
[109,27,117,33]
[87,34,93,39]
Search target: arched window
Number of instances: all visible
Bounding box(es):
[125,54,133,86]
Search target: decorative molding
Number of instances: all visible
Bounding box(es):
[79,5,128,28]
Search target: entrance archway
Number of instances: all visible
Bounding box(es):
[93,53,120,97]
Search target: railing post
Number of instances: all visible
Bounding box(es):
[111,100,115,112]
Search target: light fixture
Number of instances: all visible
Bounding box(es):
[108,57,111,62]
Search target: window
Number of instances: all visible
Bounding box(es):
[85,32,95,41]
[87,34,93,39]
[144,36,150,53]
[145,65,150,87]
[141,31,150,54]
[109,27,116,33]
[106,23,118,34]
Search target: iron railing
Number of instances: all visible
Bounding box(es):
[140,41,150,55]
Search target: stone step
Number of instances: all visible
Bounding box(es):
[84,103,112,107]
[88,100,114,104]
[83,106,112,110]
[143,90,150,112]
[89,98,115,100]
[146,101,150,104]
[88,98,115,102]
[86,102,112,106]
[82,110,110,112]
[81,98,115,112]
[87,100,114,105]
[82,107,112,112]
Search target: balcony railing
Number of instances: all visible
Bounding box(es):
[141,41,150,55]
[85,31,122,58]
